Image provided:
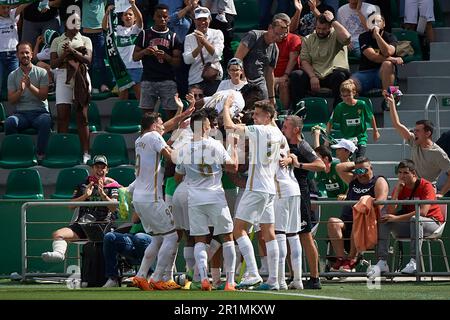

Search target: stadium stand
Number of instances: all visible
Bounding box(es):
[90,133,129,167]
[105,100,142,134]
[107,166,136,187]
[0,134,37,169]
[41,133,81,168]
[51,167,89,199]
[3,168,44,199]
[68,102,102,133]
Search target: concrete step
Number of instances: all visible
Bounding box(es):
[397,60,450,79]
[407,76,450,94]
[384,109,450,127]
[430,42,450,60]
[371,161,398,178]
[365,144,410,161]
[434,28,450,42]
[398,93,450,109]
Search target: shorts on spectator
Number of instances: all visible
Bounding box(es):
[127,68,143,84]
[351,69,381,94]
[140,80,178,110]
[55,68,91,105]
[404,0,435,24]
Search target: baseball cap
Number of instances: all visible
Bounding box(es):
[227,57,243,69]
[330,139,357,154]
[92,155,108,166]
[44,29,59,48]
[194,6,211,19]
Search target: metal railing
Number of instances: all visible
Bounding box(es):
[21,199,449,283]
[424,94,440,138]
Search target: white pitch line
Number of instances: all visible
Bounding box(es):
[247,290,353,300]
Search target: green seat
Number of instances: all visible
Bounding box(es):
[0,134,37,168]
[393,29,423,63]
[0,102,6,132]
[51,167,89,199]
[107,166,135,187]
[3,168,44,199]
[69,102,102,133]
[41,133,81,168]
[90,133,129,167]
[293,97,330,131]
[105,100,142,133]
[234,0,259,33]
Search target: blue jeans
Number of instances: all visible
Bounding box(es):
[4,110,52,155]
[103,231,152,278]
[0,51,19,98]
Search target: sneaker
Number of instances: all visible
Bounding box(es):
[302,277,322,290]
[83,153,91,165]
[367,259,389,279]
[340,258,357,272]
[224,282,236,291]
[288,280,304,290]
[201,279,212,291]
[401,259,417,274]
[215,12,228,23]
[102,278,119,288]
[149,279,168,290]
[181,280,192,290]
[279,281,288,290]
[163,280,181,290]
[254,282,280,291]
[41,251,64,263]
[189,281,202,290]
[330,257,345,271]
[236,274,263,289]
[132,276,152,291]
[100,84,110,93]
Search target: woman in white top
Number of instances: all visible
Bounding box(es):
[103,0,144,101]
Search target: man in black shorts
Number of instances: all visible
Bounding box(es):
[282,115,325,289]
[42,155,120,262]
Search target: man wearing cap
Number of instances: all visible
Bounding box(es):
[234,14,285,106]
[133,3,183,120]
[42,155,120,262]
[329,156,389,271]
[331,138,357,163]
[183,6,224,96]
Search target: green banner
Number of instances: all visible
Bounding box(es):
[104,10,134,92]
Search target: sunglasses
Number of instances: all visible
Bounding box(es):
[352,168,369,175]
[193,93,204,98]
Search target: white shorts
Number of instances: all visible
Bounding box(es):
[274,195,302,234]
[172,181,189,231]
[404,0,435,23]
[55,68,91,105]
[235,190,275,225]
[133,200,175,235]
[188,203,234,236]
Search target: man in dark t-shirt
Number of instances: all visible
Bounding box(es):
[22,1,61,45]
[350,13,402,96]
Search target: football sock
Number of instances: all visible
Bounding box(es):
[266,239,280,285]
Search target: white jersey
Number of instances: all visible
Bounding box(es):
[133,131,168,202]
[275,136,300,198]
[245,125,284,194]
[175,138,232,205]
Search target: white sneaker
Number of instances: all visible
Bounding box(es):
[401,259,417,274]
[83,153,91,164]
[236,274,263,289]
[215,13,228,23]
[367,259,389,279]
[41,251,65,263]
[279,281,288,290]
[288,280,304,290]
[103,278,120,288]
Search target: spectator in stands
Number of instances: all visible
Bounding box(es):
[0,3,30,100]
[385,92,450,197]
[168,0,200,97]
[133,3,182,120]
[290,0,335,37]
[337,0,380,59]
[258,0,293,30]
[327,79,380,158]
[283,115,326,289]
[366,0,390,32]
[5,41,51,161]
[368,159,444,276]
[314,145,349,199]
[33,29,59,95]
[102,0,144,101]
[404,0,435,43]
[42,155,120,263]
[50,12,92,164]
[436,130,450,197]
[205,0,237,67]
[81,0,111,94]
[330,156,389,271]
[21,1,61,47]
[234,14,287,106]
[290,12,351,109]
[103,213,152,287]
[273,13,301,110]
[330,138,357,163]
[183,6,224,96]
[350,13,402,109]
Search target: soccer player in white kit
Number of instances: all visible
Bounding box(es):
[223,98,285,290]
[130,112,181,291]
[174,110,238,291]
